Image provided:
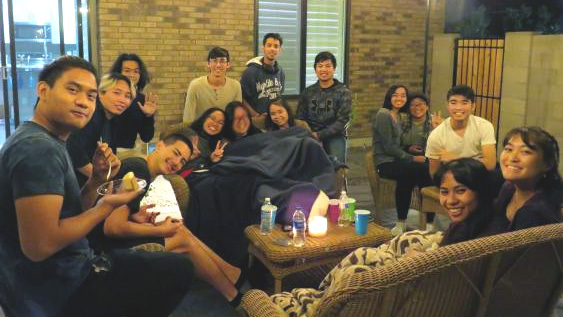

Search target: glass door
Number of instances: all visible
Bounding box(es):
[0,0,90,147]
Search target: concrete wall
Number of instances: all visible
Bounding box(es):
[497,32,535,147]
[96,0,445,141]
[428,33,457,115]
[501,32,563,174]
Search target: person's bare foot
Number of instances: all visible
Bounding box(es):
[226,267,241,286]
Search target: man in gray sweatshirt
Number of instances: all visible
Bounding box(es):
[297,51,352,163]
[240,33,285,116]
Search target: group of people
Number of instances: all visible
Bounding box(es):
[0,56,196,317]
[271,113,562,316]
[0,33,350,317]
[183,34,351,164]
[373,84,501,235]
[0,29,561,317]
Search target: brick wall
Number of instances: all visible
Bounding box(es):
[97,0,444,140]
[347,0,445,138]
[97,0,254,133]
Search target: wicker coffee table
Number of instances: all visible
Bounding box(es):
[245,222,392,293]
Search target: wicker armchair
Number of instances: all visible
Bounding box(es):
[241,223,563,317]
[365,149,421,225]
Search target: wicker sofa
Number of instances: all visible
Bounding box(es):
[241,223,563,317]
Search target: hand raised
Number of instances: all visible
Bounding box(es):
[92,142,121,182]
[210,140,228,163]
[190,135,201,160]
[138,91,158,117]
[431,111,443,129]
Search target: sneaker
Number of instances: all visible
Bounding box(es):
[390,223,405,236]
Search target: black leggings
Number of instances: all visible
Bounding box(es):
[61,249,194,317]
[377,160,433,222]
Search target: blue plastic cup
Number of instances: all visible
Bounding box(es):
[354,210,370,235]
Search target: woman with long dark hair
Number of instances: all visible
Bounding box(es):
[491,126,562,232]
[265,98,310,132]
[270,158,495,316]
[190,107,227,166]
[401,92,442,155]
[110,53,158,149]
[372,85,432,235]
[434,158,494,245]
[223,101,262,142]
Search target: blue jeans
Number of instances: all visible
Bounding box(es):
[322,135,347,164]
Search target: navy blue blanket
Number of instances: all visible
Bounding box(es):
[186,127,336,266]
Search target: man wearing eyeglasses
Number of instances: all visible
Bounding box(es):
[182,47,242,123]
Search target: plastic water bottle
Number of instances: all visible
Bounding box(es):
[338,190,350,227]
[260,198,274,235]
[292,205,306,247]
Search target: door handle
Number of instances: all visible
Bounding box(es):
[1,66,7,80]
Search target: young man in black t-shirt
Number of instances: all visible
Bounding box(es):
[92,133,245,306]
[0,56,194,317]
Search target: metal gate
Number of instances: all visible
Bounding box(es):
[453,38,504,137]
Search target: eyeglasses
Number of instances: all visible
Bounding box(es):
[209,58,228,65]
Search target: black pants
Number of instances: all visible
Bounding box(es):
[61,249,194,317]
[377,160,433,222]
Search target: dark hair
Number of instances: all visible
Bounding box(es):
[35,56,98,109]
[447,84,475,103]
[162,133,194,155]
[190,107,225,149]
[434,158,494,246]
[402,92,431,137]
[109,53,150,91]
[223,101,262,141]
[39,55,98,88]
[207,47,230,62]
[382,85,408,113]
[502,126,562,209]
[265,98,295,131]
[314,51,336,69]
[262,33,283,46]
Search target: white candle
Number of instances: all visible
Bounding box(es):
[308,216,327,237]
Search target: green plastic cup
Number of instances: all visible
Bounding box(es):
[347,198,356,222]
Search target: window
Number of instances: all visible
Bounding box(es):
[0,0,91,146]
[257,0,347,96]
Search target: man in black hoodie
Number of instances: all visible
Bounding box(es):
[297,51,352,163]
[240,33,285,116]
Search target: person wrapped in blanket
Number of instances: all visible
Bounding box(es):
[271,158,496,316]
[183,101,337,269]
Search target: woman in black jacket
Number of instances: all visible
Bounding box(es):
[110,53,157,149]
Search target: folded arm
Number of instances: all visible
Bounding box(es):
[480,144,497,171]
[104,205,180,238]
